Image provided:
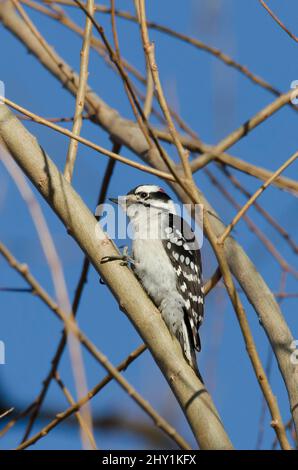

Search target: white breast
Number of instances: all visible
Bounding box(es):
[132,238,176,305]
[130,207,186,337]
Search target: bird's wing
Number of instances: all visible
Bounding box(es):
[162,213,204,351]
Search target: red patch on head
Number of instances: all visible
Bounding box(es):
[158,187,165,193]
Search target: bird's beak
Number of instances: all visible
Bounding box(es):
[109,195,137,212]
[110,195,136,205]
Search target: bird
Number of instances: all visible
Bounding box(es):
[109,184,204,379]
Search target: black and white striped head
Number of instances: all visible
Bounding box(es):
[110,185,176,218]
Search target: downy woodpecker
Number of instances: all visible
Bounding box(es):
[110,185,204,378]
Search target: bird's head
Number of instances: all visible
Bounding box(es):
[110,185,176,219]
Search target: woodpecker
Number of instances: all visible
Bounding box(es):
[110,185,204,378]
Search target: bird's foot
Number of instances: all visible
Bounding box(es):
[100,246,135,266]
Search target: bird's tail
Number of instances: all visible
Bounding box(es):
[179,322,204,384]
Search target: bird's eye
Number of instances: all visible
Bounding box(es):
[139,192,148,199]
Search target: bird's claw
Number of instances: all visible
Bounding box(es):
[100,246,135,267]
[100,255,128,266]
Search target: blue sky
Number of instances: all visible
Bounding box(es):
[0,0,297,450]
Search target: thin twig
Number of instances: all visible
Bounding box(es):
[16,113,91,123]
[272,418,295,450]
[64,0,94,182]
[222,167,298,255]
[0,403,35,438]
[54,371,97,449]
[256,270,286,450]
[184,137,298,194]
[205,169,298,279]
[133,0,153,119]
[274,292,298,300]
[258,0,298,43]
[218,151,298,244]
[0,408,14,420]
[10,0,72,86]
[110,0,120,59]
[73,1,154,151]
[137,0,192,180]
[202,267,222,296]
[256,345,274,449]
[0,287,32,293]
[191,89,298,171]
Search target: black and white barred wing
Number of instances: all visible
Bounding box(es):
[162,213,204,352]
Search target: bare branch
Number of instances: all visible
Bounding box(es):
[64,0,94,182]
[137,0,192,180]
[222,168,298,255]
[202,267,222,297]
[190,89,298,171]
[258,0,298,43]
[54,371,97,449]
[0,408,14,420]
[218,151,298,244]
[205,169,298,279]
